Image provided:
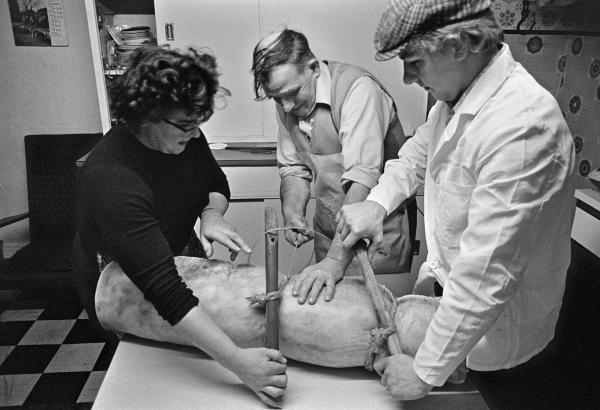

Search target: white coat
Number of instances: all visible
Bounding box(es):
[367,44,576,386]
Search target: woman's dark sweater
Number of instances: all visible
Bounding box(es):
[73,126,230,325]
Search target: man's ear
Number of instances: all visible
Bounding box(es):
[453,34,470,61]
[307,57,320,76]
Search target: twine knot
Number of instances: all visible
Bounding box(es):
[246,291,282,308]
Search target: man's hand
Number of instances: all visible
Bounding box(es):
[336,201,387,257]
[374,354,434,401]
[226,347,288,406]
[200,209,251,258]
[283,213,313,247]
[291,257,345,304]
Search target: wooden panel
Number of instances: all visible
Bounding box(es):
[221,166,281,200]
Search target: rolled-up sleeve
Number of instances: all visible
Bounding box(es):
[276,109,313,181]
[339,77,394,190]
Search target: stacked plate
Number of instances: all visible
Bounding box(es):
[115,26,156,67]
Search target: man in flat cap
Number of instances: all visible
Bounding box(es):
[337,0,576,402]
[251,29,413,304]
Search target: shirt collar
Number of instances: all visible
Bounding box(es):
[450,43,515,117]
[306,61,332,117]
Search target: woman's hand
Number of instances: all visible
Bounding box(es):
[225,347,288,406]
[199,209,251,258]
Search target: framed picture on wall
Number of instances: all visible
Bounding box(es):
[8,0,69,47]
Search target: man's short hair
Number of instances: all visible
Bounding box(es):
[251,29,316,100]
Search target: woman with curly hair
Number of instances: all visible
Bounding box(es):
[73,45,287,403]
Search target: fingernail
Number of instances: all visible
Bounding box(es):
[309,298,315,304]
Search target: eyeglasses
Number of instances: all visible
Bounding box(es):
[163,117,202,133]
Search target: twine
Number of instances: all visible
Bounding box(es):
[364,294,401,371]
[245,226,331,309]
[246,290,282,308]
[244,226,332,279]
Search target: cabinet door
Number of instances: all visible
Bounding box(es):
[204,201,266,263]
[154,0,263,141]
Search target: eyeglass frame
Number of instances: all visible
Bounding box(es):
[162,117,202,133]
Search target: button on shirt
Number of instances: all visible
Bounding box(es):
[368,44,576,385]
[277,61,395,190]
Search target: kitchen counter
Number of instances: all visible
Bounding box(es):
[210,142,277,167]
[76,142,277,167]
[93,335,487,409]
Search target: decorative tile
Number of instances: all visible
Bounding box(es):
[0,345,59,374]
[0,309,43,322]
[0,373,41,407]
[0,346,15,365]
[64,320,106,344]
[77,370,107,403]
[0,321,34,345]
[93,341,119,371]
[45,343,104,373]
[38,292,84,320]
[24,372,89,406]
[0,346,15,368]
[18,320,76,345]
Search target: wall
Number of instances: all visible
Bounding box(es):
[491,0,600,189]
[153,0,428,143]
[0,1,102,252]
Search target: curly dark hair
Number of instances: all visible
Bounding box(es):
[251,29,315,101]
[109,45,228,125]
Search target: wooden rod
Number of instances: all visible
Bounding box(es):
[264,207,279,350]
[353,240,403,355]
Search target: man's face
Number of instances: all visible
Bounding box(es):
[263,62,319,118]
[401,48,466,105]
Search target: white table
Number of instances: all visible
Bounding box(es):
[93,335,487,409]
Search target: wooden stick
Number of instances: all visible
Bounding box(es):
[353,240,403,355]
[264,207,279,350]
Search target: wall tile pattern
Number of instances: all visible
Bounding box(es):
[492,0,600,188]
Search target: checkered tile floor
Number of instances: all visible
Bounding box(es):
[0,287,118,409]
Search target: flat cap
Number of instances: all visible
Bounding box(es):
[373,0,491,61]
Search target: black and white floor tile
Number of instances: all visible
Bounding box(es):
[0,287,117,409]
